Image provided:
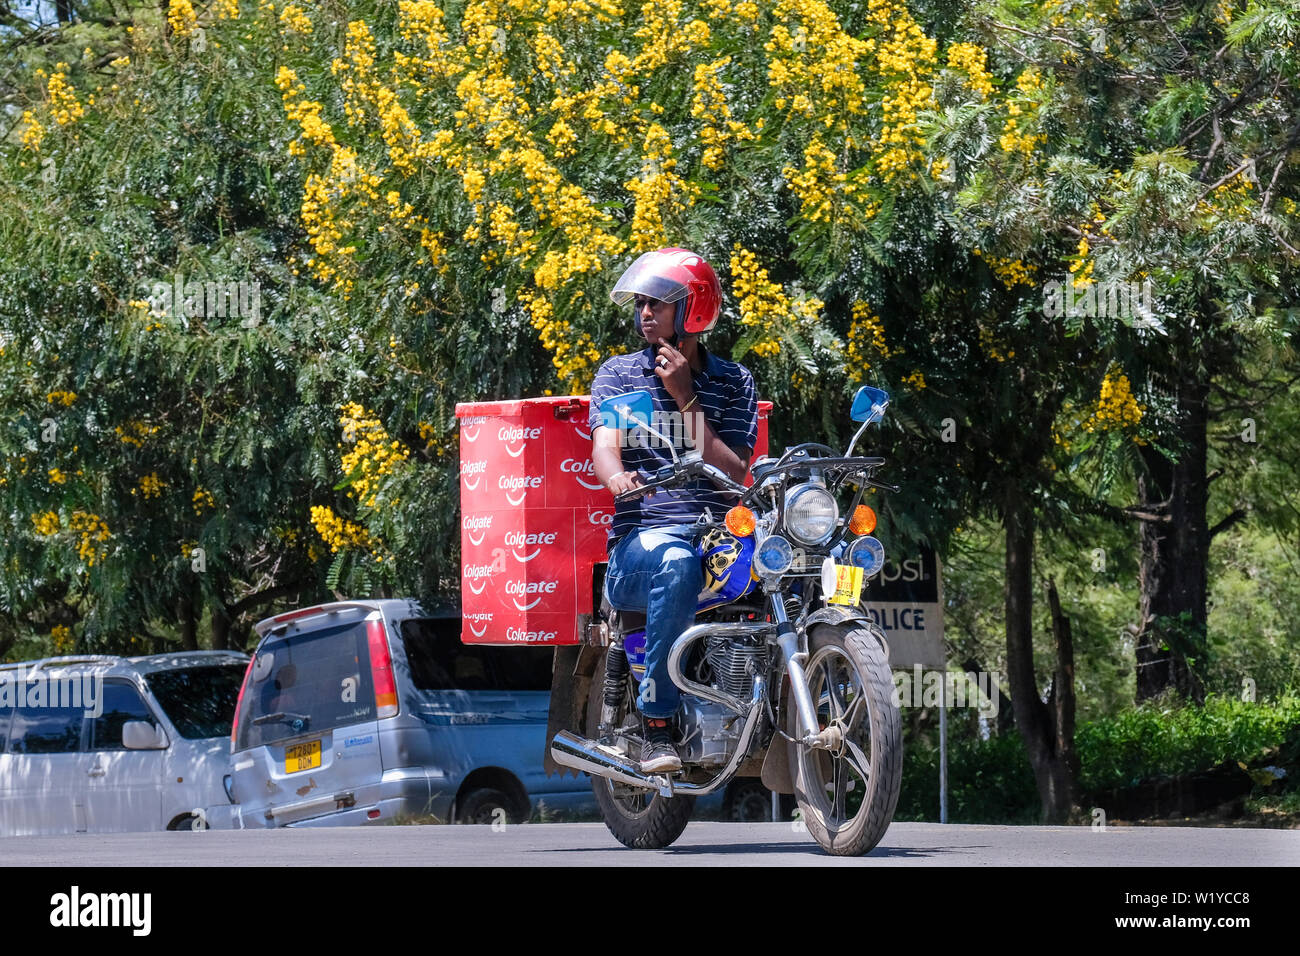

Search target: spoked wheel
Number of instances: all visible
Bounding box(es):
[586,648,694,849]
[787,621,902,856]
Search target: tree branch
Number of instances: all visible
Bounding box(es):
[1208,508,1248,540]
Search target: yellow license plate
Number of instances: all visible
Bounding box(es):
[827,564,865,606]
[284,740,321,774]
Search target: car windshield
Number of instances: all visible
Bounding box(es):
[233,621,376,752]
[145,664,247,740]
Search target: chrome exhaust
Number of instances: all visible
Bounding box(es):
[550,731,659,792]
[549,676,767,797]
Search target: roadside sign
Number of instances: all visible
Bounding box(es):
[862,546,944,668]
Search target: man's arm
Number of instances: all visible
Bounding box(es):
[591,425,644,496]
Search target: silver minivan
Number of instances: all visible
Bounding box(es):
[229,599,593,826]
[0,651,249,835]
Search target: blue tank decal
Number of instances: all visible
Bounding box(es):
[624,630,647,677]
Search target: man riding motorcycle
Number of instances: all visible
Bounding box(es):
[588,247,758,774]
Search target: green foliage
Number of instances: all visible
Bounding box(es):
[897,731,1040,824]
[1077,693,1300,793]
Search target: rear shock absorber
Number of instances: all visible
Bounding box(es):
[603,640,629,708]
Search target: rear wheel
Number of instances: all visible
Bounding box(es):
[787,620,902,856]
[587,648,694,849]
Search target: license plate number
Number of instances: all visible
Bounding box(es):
[284,740,321,773]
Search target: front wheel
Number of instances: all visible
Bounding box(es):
[787,620,902,856]
[587,648,694,849]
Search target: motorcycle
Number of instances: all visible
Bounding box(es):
[550,385,903,855]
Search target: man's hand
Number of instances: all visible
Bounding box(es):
[606,470,650,497]
[654,337,694,406]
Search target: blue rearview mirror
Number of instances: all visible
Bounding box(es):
[850,386,890,424]
[604,389,655,432]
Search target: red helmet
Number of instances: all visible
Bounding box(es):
[610,247,722,338]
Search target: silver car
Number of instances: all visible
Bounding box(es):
[0,651,249,835]
[230,599,593,827]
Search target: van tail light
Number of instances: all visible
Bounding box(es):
[367,619,399,719]
[231,655,254,750]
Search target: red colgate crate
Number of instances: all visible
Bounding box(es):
[456,396,771,645]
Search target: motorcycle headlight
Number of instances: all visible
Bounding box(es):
[754,534,794,578]
[846,535,886,577]
[784,483,839,546]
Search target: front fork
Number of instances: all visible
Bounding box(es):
[771,594,837,750]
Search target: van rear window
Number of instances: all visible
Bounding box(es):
[234,622,376,751]
[400,619,554,692]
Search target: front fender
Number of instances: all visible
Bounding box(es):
[801,605,888,657]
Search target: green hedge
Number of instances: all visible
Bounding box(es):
[896,693,1300,823]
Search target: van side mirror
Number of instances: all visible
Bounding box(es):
[123,721,168,750]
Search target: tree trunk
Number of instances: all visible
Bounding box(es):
[1003,497,1078,823]
[1134,376,1209,702]
[179,583,198,652]
[212,603,230,650]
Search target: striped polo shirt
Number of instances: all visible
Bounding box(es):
[589,343,758,546]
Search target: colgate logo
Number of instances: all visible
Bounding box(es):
[506,627,557,643]
[504,580,558,595]
[504,578,559,610]
[500,424,541,458]
[499,426,542,442]
[561,457,602,489]
[462,513,492,546]
[461,459,487,491]
[464,563,497,580]
[465,611,493,622]
[504,531,557,547]
[505,529,557,562]
[460,416,485,443]
[500,474,543,505]
[588,512,613,525]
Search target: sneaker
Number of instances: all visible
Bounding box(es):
[640,717,682,774]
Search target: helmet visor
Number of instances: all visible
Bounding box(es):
[609,251,692,306]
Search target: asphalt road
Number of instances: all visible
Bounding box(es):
[1,821,1295,866]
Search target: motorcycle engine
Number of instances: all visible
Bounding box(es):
[677,636,767,767]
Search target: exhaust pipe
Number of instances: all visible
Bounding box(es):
[550,731,659,792]
[550,676,767,797]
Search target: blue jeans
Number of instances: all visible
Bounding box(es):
[603,524,703,720]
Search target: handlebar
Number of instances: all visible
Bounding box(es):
[613,456,748,503]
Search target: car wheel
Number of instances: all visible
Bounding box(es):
[456,788,518,825]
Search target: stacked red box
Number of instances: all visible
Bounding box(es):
[456,396,772,645]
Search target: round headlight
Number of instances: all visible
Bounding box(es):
[784,483,839,546]
[846,535,886,577]
[754,535,794,578]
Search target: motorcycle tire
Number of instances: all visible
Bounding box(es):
[787,619,902,856]
[587,647,694,849]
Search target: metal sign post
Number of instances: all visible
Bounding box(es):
[863,546,947,823]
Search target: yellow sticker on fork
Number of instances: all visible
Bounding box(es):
[828,564,865,606]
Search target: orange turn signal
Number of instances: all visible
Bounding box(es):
[725,506,756,537]
[849,505,877,535]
